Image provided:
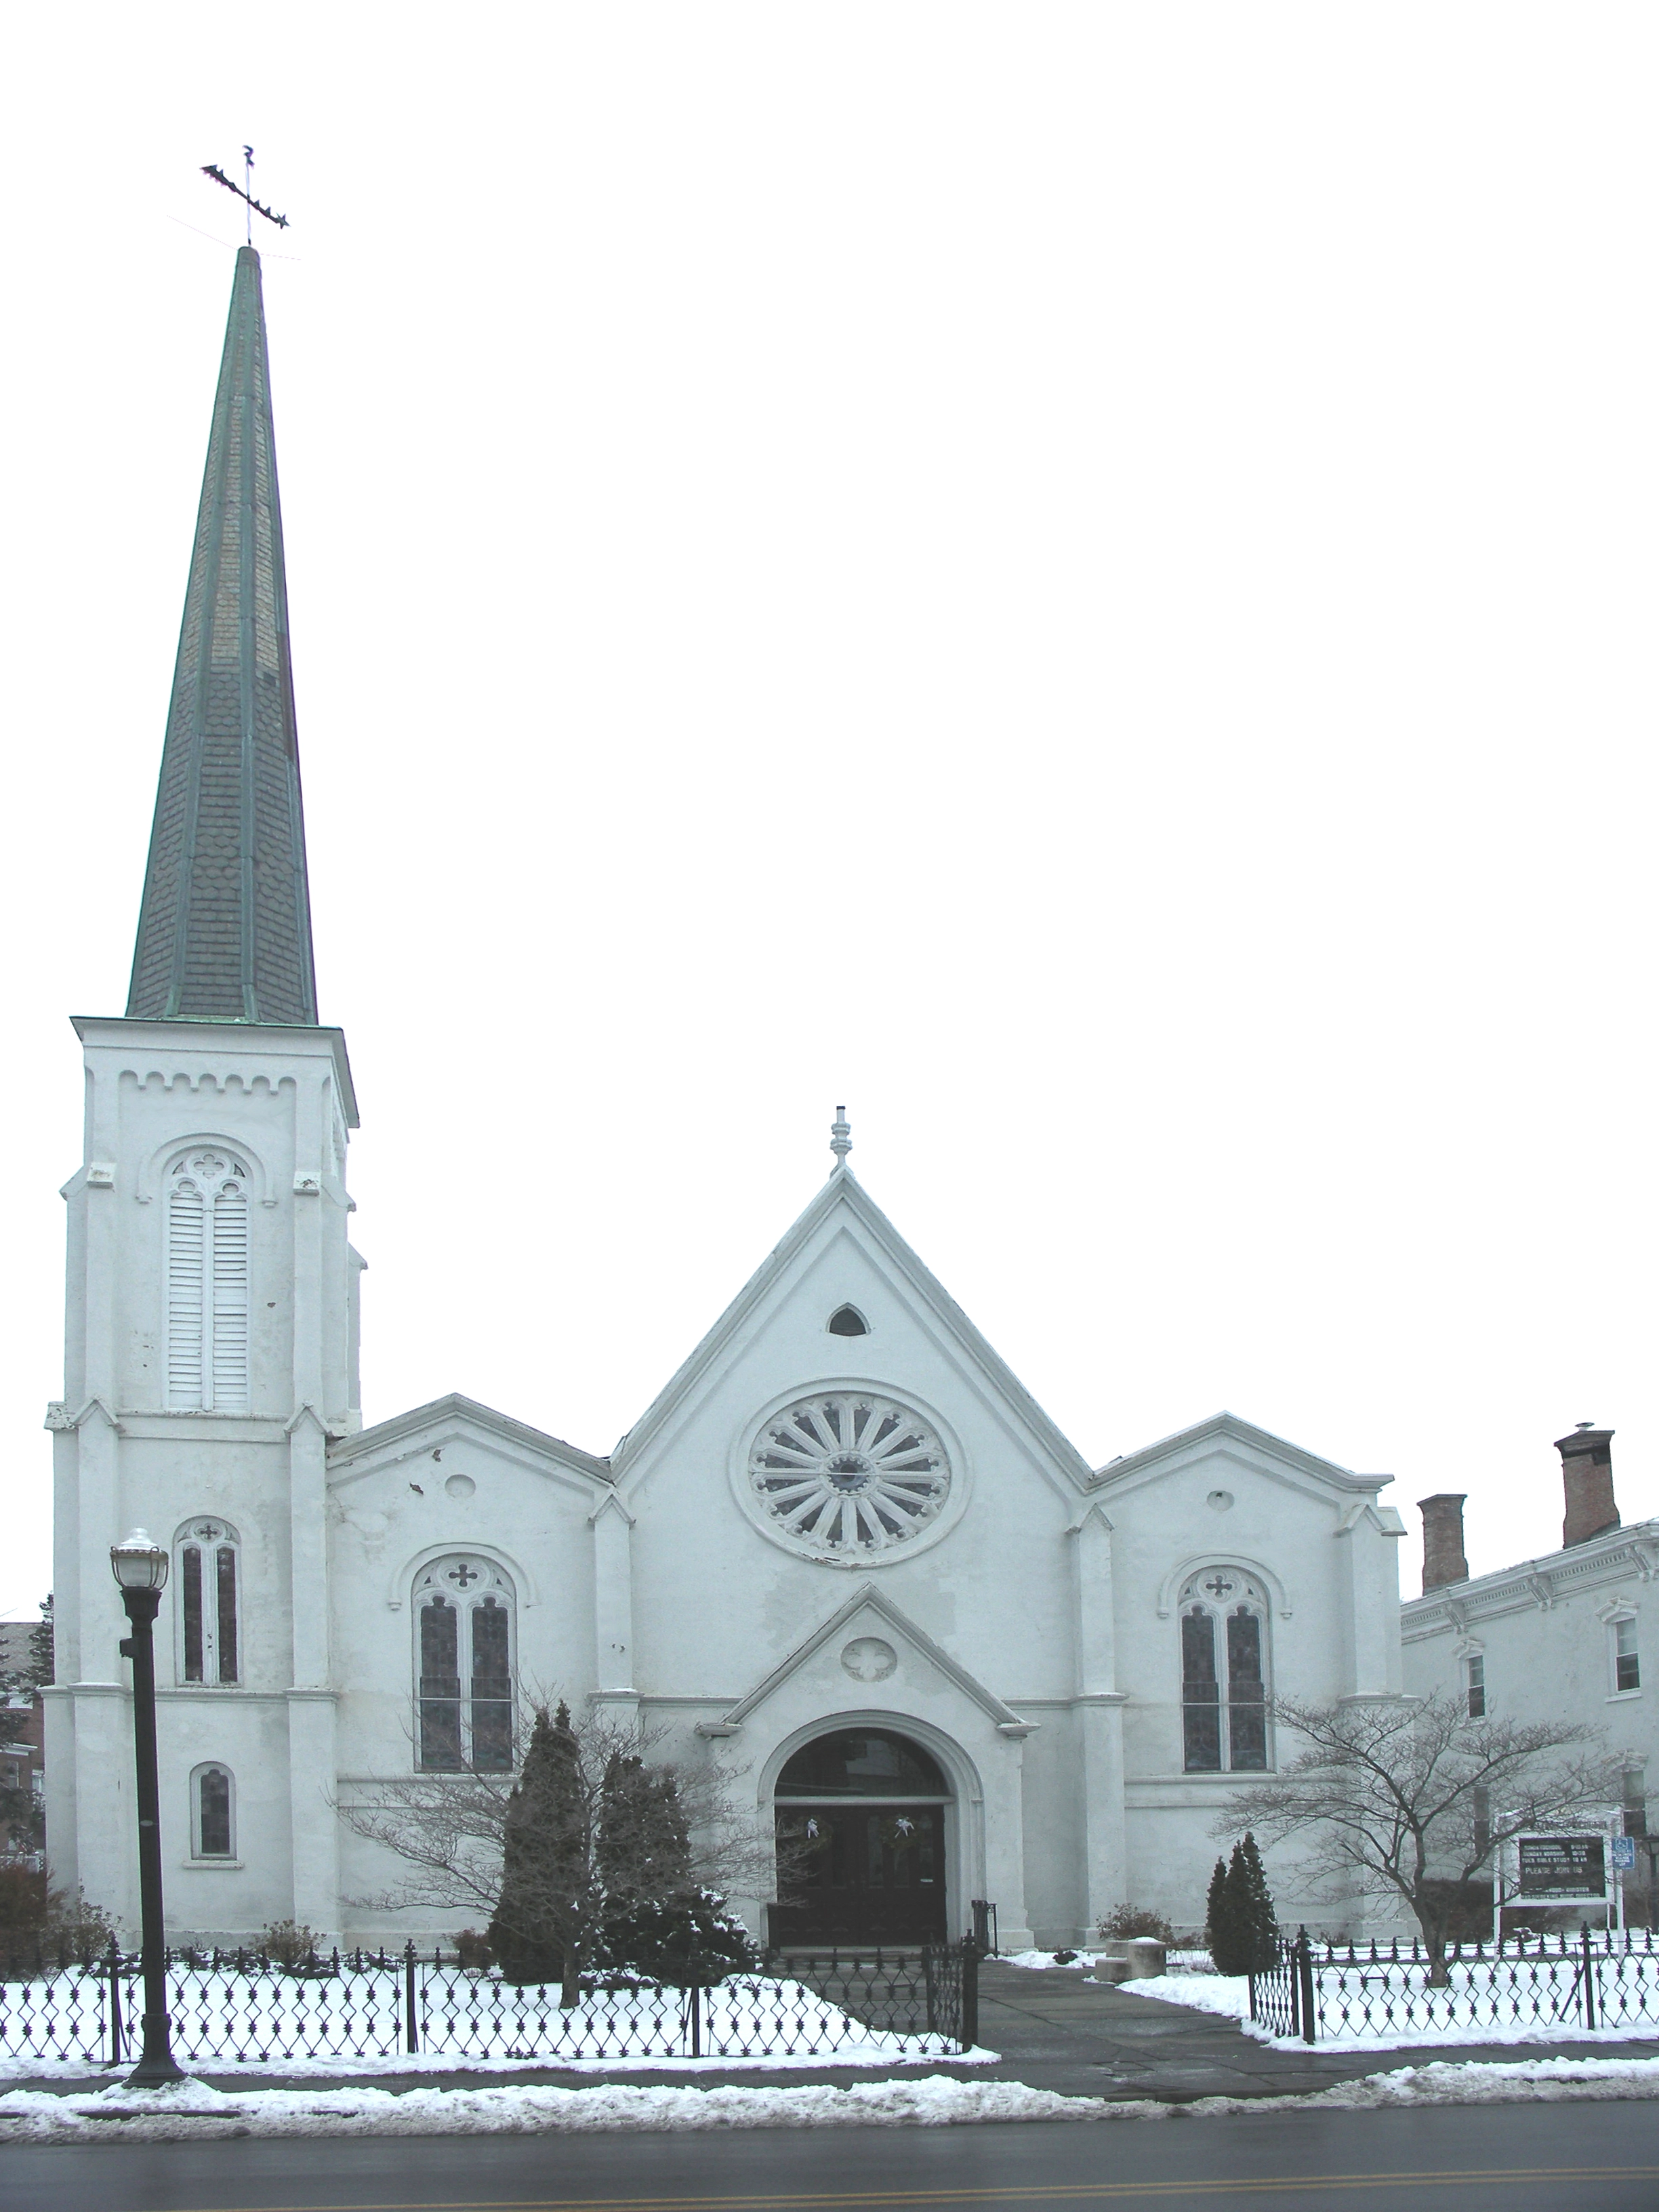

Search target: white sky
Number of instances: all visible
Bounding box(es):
[1,4,1654,1624]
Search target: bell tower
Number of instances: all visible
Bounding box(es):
[46,248,360,1940]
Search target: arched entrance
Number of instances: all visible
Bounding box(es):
[769,1727,950,1947]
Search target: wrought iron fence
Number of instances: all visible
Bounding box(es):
[1250,1925,1659,2045]
[0,1938,978,2066]
[762,1940,977,2051]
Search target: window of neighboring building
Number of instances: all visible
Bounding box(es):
[165,1149,251,1411]
[414,1557,515,1772]
[176,1521,240,1684]
[1614,1618,1641,1694]
[1179,1572,1269,1773]
[1464,1653,1486,1718]
[191,1764,234,1858]
[1473,1784,1492,1858]
[1623,1767,1648,1840]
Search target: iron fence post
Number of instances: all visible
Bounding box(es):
[1296,1927,1316,2045]
[688,1978,701,2059]
[404,1940,419,2053]
[1582,1925,1597,2030]
[107,1938,124,2066]
[960,1934,979,2052]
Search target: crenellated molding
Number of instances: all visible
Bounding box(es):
[75,1018,359,1128]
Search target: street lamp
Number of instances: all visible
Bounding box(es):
[110,1528,185,2087]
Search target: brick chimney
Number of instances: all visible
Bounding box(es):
[1558,1425,1619,1548]
[1418,1494,1470,1593]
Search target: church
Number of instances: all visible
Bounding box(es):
[43,249,1408,1951]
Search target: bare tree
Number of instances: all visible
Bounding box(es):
[337,1698,785,2006]
[1221,1694,1618,1982]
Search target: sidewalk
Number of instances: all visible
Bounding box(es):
[12,1963,1659,2105]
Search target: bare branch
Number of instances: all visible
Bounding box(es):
[1216,1694,1618,1980]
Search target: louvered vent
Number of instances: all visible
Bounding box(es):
[165,1151,251,1410]
[167,1181,205,1406]
[210,1186,249,1410]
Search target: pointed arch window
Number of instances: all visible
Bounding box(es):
[1179,1571,1269,1773]
[414,1557,515,1772]
[166,1149,251,1411]
[176,1520,241,1684]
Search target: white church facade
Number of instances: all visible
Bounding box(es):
[43,248,1408,1950]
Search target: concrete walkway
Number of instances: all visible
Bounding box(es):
[12,1963,1659,2106]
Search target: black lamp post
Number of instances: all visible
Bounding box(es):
[110,1528,186,2087]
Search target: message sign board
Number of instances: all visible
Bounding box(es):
[1512,1833,1607,1904]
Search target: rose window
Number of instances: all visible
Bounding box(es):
[747,1394,950,1557]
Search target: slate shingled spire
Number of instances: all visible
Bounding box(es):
[127,247,318,1025]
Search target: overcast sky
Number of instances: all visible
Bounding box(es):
[1,4,1654,1624]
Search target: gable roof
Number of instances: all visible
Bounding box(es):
[609,1164,1094,1489]
[710,1583,1033,1735]
[1090,1409,1393,1501]
[327,1391,613,1490]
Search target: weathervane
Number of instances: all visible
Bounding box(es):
[830,1105,852,1167]
[201,147,289,241]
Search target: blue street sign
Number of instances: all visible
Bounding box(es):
[1612,1836,1638,1872]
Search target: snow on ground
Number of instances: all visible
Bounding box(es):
[9,2056,1659,2139]
[1002,1948,1215,1975]
[0,2043,1002,2085]
[0,2076,1107,2140]
[1119,1971,1659,2053]
[1000,1951,1105,1971]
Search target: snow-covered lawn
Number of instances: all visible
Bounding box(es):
[1120,1970,1659,2053]
[8,2057,1659,2138]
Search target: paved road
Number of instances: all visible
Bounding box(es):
[3,2105,1657,2211]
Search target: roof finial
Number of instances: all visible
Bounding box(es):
[830,1105,852,1168]
[201,149,291,233]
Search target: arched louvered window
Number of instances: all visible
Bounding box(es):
[176,1519,241,1685]
[166,1149,251,1411]
[413,1557,515,1773]
[1179,1570,1269,1773]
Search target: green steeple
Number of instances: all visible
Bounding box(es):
[127,246,319,1025]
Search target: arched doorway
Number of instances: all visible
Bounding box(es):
[769,1727,950,1947]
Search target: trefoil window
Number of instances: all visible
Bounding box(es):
[165,1149,251,1411]
[177,1521,240,1684]
[415,1557,515,1772]
[1179,1572,1268,1773]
